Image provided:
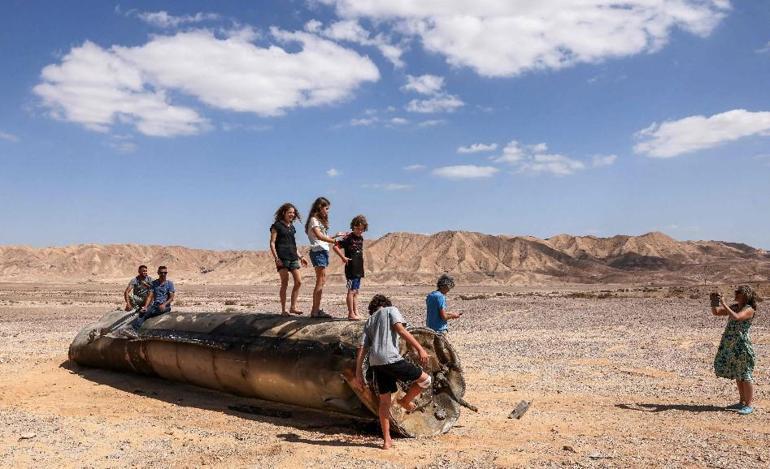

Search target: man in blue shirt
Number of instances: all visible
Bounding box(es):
[426,274,462,334]
[134,265,175,329]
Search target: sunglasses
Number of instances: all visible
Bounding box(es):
[159,271,168,275]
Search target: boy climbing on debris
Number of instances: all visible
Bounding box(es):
[354,294,432,450]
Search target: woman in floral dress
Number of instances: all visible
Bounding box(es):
[711,285,758,415]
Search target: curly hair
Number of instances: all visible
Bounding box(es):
[735,285,758,310]
[437,274,455,290]
[350,214,368,231]
[274,203,301,224]
[368,294,393,315]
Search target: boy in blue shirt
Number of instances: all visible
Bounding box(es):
[426,274,462,334]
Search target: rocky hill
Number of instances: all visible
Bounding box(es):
[1,231,768,285]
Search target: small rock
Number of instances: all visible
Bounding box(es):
[19,432,36,440]
[563,445,576,453]
[508,400,531,420]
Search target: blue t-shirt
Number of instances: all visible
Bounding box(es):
[151,279,175,305]
[426,290,448,332]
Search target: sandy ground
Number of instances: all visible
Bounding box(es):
[0,282,768,468]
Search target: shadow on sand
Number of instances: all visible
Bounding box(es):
[59,359,381,445]
[616,403,727,413]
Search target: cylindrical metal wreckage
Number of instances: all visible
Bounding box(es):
[69,310,470,437]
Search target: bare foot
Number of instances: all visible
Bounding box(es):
[280,311,290,317]
[347,315,361,321]
[381,439,392,450]
[397,398,417,413]
[290,310,304,315]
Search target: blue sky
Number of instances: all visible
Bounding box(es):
[1,1,769,250]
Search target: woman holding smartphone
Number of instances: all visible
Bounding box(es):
[711,285,758,415]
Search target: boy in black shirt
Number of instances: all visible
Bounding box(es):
[334,215,367,320]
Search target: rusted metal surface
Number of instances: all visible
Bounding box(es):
[69,311,467,437]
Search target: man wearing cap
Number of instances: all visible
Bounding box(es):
[425,274,462,334]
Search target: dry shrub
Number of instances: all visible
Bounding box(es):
[224,299,237,306]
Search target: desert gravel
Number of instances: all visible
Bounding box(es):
[0,282,768,467]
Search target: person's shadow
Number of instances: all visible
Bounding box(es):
[60,359,381,446]
[278,432,380,448]
[616,403,726,413]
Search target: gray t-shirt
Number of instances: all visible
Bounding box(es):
[361,306,406,366]
[129,275,154,299]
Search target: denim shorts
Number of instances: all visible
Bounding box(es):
[309,249,329,268]
[346,277,362,291]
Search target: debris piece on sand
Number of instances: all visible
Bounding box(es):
[508,400,531,420]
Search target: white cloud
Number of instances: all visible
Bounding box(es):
[634,109,770,158]
[350,117,379,126]
[756,41,770,54]
[389,117,409,125]
[457,142,497,154]
[108,139,137,154]
[305,19,404,67]
[519,153,586,176]
[493,140,526,163]
[0,131,19,142]
[362,183,412,191]
[403,164,426,171]
[402,74,445,95]
[406,94,463,113]
[322,0,730,77]
[417,119,446,127]
[432,165,498,179]
[493,140,593,176]
[327,168,341,177]
[221,122,272,132]
[34,30,379,137]
[592,154,618,167]
[134,11,220,28]
[33,41,208,136]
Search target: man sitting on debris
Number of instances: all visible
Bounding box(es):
[124,265,153,311]
[133,266,175,329]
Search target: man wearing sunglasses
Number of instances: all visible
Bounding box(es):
[133,266,176,329]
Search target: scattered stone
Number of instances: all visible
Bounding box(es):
[19,432,36,440]
[563,445,576,453]
[508,400,531,420]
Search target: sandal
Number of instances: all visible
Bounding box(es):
[738,405,754,415]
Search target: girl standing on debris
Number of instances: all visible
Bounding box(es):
[305,197,346,318]
[711,285,758,415]
[270,203,308,316]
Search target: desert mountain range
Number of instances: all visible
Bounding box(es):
[1,231,768,285]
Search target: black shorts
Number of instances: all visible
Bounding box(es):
[370,359,422,394]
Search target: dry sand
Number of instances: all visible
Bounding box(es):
[1,282,768,467]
